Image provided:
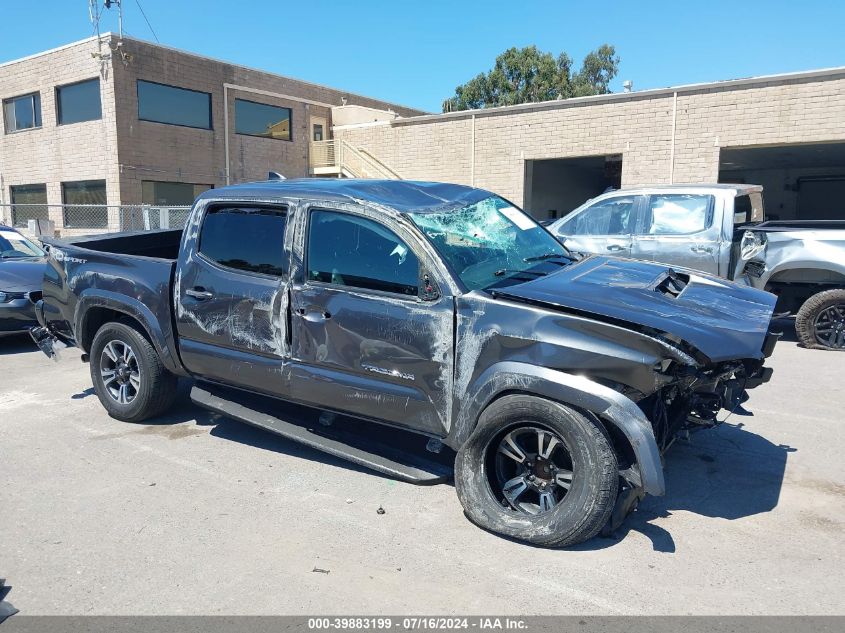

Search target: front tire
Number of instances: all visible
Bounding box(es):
[454,395,618,547]
[89,321,178,422]
[795,289,845,350]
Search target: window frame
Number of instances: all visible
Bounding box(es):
[638,193,715,236]
[233,97,293,141]
[3,92,42,134]
[563,194,642,237]
[9,183,49,228]
[61,179,108,229]
[141,180,213,206]
[304,207,424,301]
[136,79,213,130]
[56,77,102,126]
[196,204,290,280]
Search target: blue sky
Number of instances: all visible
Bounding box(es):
[2,1,843,113]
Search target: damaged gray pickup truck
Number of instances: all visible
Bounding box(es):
[31,179,779,547]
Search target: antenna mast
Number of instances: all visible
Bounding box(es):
[103,0,124,39]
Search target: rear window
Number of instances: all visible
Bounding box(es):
[734,192,764,225]
[198,206,287,276]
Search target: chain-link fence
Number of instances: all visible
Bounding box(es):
[0,204,192,237]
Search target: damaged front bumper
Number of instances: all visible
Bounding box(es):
[638,327,779,455]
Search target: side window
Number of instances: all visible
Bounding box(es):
[644,194,713,235]
[734,193,764,225]
[199,207,287,276]
[571,196,637,236]
[308,210,419,296]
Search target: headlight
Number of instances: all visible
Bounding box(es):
[0,291,26,303]
[740,230,766,261]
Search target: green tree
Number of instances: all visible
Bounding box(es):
[442,45,620,112]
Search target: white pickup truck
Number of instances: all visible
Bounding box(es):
[548,184,845,350]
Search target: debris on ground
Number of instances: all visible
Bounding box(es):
[312,567,330,574]
[377,506,386,515]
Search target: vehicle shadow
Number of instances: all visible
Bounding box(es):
[88,385,794,552]
[132,386,400,481]
[0,333,35,355]
[577,420,796,553]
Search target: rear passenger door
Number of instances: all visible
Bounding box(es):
[631,193,719,274]
[551,194,640,257]
[288,207,454,436]
[175,203,290,394]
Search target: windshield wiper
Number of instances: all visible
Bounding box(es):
[523,252,572,263]
[493,268,547,278]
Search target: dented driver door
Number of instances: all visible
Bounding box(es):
[288,207,454,436]
[175,203,291,394]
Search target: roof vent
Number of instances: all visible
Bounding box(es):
[623,80,633,93]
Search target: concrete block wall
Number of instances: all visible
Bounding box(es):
[1,33,426,218]
[337,71,845,210]
[0,36,120,227]
[112,37,425,204]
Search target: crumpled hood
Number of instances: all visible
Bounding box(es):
[496,256,777,362]
[0,257,47,292]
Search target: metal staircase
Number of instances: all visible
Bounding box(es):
[310,139,401,179]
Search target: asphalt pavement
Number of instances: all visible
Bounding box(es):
[0,329,842,614]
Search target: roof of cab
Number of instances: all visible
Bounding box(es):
[197,178,492,214]
[617,183,763,195]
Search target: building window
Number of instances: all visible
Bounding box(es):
[313,123,324,141]
[62,180,108,228]
[56,78,102,125]
[234,98,291,140]
[10,184,48,228]
[137,80,211,129]
[142,181,212,206]
[199,207,288,277]
[3,93,41,133]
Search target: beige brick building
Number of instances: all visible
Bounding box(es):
[0,33,422,231]
[3,33,844,231]
[335,68,845,221]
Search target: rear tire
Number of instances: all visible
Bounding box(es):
[454,395,618,547]
[89,321,178,422]
[795,289,845,350]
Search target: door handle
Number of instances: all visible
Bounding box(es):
[185,287,214,300]
[606,244,624,252]
[296,307,331,321]
[690,245,714,254]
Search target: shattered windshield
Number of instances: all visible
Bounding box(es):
[411,196,571,291]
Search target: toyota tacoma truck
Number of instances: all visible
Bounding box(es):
[30,179,779,546]
[547,184,845,350]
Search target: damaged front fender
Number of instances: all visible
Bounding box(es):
[454,361,665,496]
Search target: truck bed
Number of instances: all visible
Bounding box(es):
[37,229,183,370]
[48,228,184,260]
[755,220,845,232]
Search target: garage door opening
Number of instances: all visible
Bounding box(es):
[524,155,622,221]
[719,142,845,220]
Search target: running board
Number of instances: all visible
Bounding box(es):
[190,385,451,485]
